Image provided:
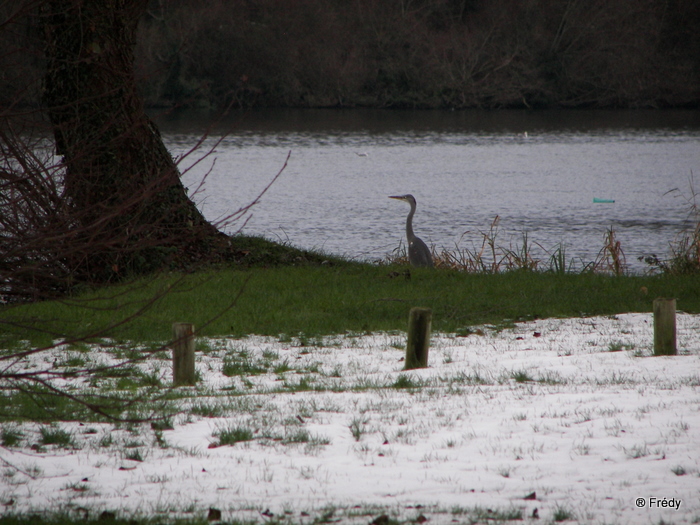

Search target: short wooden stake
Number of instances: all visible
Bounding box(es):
[404,307,432,370]
[172,322,196,386]
[653,298,677,356]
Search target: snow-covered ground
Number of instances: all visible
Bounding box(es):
[2,313,699,524]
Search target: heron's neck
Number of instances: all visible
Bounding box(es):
[405,203,416,241]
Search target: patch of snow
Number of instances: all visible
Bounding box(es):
[1,314,699,524]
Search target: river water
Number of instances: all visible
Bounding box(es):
[156,109,700,273]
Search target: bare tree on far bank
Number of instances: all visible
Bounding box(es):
[131,0,699,109]
[3,1,698,110]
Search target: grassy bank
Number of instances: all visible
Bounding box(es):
[2,259,700,525]
[2,264,699,346]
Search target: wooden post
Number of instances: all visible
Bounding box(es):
[653,298,677,356]
[404,307,432,370]
[172,322,196,386]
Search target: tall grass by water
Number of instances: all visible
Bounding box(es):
[388,216,698,277]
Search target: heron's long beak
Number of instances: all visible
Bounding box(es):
[389,195,404,200]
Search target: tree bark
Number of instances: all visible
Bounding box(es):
[41,0,225,281]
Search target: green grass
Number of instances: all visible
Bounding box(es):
[213,425,254,446]
[2,265,699,345]
[1,255,698,525]
[510,369,533,383]
[221,353,267,376]
[349,416,368,442]
[1,425,23,447]
[0,517,254,525]
[392,374,421,389]
[450,506,523,521]
[39,426,75,448]
[0,388,93,422]
[0,507,528,525]
[552,505,575,522]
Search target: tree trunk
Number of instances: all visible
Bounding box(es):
[41,0,225,281]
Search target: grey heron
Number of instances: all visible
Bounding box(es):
[389,194,434,268]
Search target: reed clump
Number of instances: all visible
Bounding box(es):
[639,176,700,275]
[385,215,630,275]
[387,208,700,277]
[593,227,627,276]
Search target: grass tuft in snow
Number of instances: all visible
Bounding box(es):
[451,505,523,521]
[124,449,144,462]
[349,417,369,442]
[213,425,254,446]
[222,350,268,376]
[392,374,421,389]
[623,442,649,459]
[1,425,23,447]
[552,504,575,522]
[283,429,331,448]
[510,369,533,383]
[671,465,687,476]
[39,426,75,449]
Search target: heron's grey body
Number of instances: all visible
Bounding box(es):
[389,194,434,268]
